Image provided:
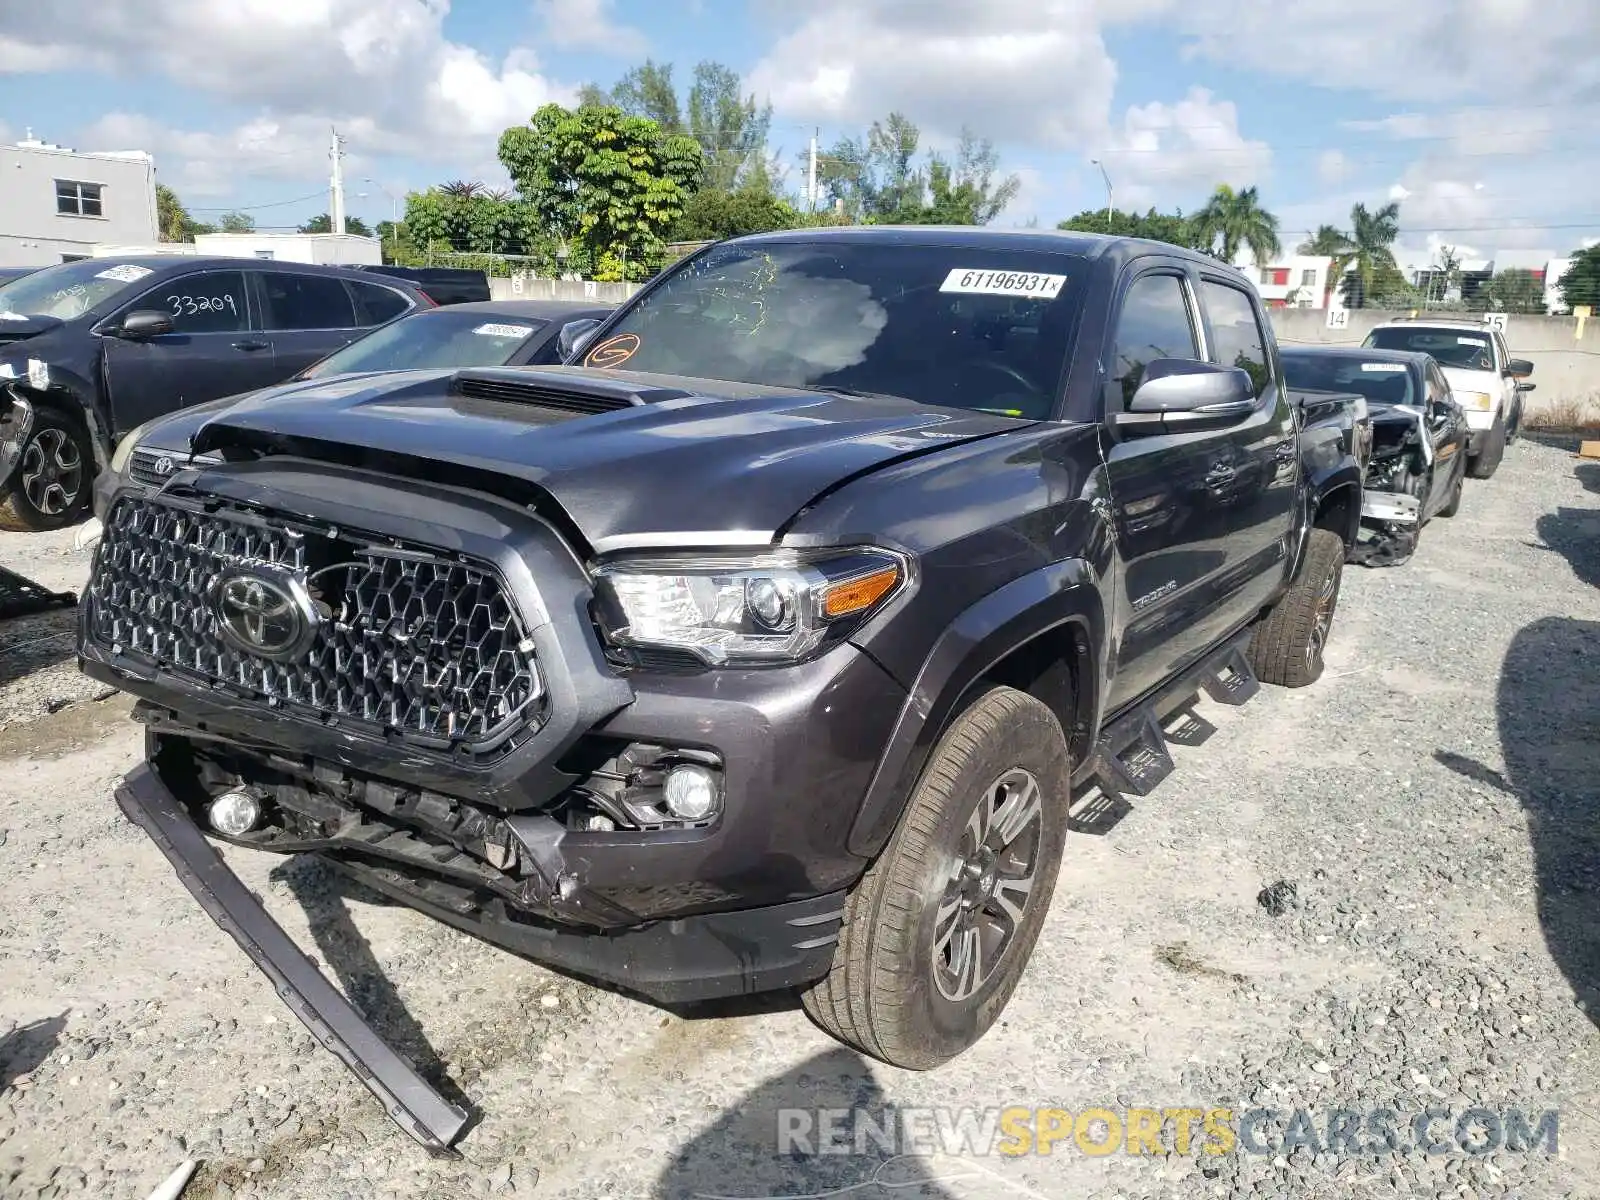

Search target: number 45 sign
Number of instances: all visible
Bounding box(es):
[1483,312,1509,332]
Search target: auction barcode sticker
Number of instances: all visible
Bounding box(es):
[96,264,152,283]
[1361,363,1407,371]
[940,268,1066,299]
[473,323,535,338]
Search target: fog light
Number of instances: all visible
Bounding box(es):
[208,789,262,837]
[662,765,719,822]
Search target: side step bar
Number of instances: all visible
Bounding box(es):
[114,764,471,1155]
[1071,634,1260,834]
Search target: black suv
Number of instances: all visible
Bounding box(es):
[0,256,429,530]
[80,227,1365,1151]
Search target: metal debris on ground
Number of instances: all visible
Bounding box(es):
[0,564,76,621]
[1256,880,1298,916]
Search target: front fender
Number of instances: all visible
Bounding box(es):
[847,558,1106,858]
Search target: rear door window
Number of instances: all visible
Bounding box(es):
[259,272,357,331]
[1200,279,1270,396]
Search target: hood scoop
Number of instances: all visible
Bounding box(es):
[449,367,690,419]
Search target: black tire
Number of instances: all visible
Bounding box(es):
[1466,416,1507,480]
[1437,465,1464,518]
[1247,528,1344,688]
[801,685,1071,1070]
[0,406,94,532]
[1507,397,1523,444]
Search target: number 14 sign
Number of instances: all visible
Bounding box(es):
[1326,307,1350,329]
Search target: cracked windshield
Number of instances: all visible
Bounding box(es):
[0,2,1595,1199]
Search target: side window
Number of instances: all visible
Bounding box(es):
[1108,273,1200,410]
[259,272,357,331]
[347,280,411,326]
[150,271,248,334]
[1429,364,1452,405]
[1200,280,1270,397]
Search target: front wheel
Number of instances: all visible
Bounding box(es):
[1437,465,1464,518]
[1247,528,1344,688]
[0,407,94,532]
[801,686,1071,1070]
[1467,416,1506,480]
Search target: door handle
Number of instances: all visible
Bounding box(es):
[1272,439,1296,463]
[1205,464,1237,486]
[232,340,269,352]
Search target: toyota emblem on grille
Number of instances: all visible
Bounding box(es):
[209,568,318,660]
[152,455,176,477]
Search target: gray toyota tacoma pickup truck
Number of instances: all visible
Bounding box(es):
[79,227,1366,1151]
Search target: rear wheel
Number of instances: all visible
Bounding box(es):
[1247,528,1344,688]
[1437,465,1464,518]
[1467,416,1506,480]
[801,685,1070,1070]
[0,407,94,532]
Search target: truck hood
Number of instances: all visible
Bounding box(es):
[188,365,1033,553]
[1438,365,1500,396]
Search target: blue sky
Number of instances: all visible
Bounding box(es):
[1,0,1596,268]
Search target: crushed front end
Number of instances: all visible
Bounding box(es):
[1349,407,1429,568]
[79,461,899,1148]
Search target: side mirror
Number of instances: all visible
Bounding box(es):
[1506,358,1534,379]
[557,318,603,362]
[1112,359,1257,436]
[113,309,175,339]
[1516,381,1536,393]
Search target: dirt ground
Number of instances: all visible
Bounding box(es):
[1,438,1598,1199]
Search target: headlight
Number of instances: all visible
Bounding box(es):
[1456,391,1493,412]
[108,421,152,475]
[592,547,908,666]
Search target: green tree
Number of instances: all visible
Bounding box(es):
[1192,184,1281,266]
[686,61,774,192]
[820,114,1018,225]
[1343,201,1402,307]
[155,183,214,241]
[609,59,683,133]
[403,188,533,260]
[498,103,703,281]
[1297,224,1356,306]
[1058,206,1198,247]
[217,210,256,234]
[298,212,373,236]
[669,183,800,241]
[1480,268,1547,314]
[1556,246,1600,311]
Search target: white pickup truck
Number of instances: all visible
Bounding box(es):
[1361,317,1535,480]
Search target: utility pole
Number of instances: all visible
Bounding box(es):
[808,128,819,213]
[1091,159,1113,226]
[329,126,347,236]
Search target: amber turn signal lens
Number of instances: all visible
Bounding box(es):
[822,565,901,618]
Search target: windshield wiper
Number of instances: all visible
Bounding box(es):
[809,385,914,403]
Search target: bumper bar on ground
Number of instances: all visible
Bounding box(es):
[114,763,471,1155]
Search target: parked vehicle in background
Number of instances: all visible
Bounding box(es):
[0,257,430,530]
[1283,346,1468,567]
[91,299,615,518]
[80,227,1367,1151]
[0,267,38,288]
[1361,317,1534,481]
[357,265,491,306]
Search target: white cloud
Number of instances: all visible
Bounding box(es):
[534,0,648,56]
[1168,0,1600,106]
[0,1,574,169]
[1317,149,1349,187]
[1093,87,1270,209]
[746,0,1164,148]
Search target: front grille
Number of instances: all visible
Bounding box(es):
[128,447,221,489]
[87,495,545,753]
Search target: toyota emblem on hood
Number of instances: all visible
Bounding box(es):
[209,568,318,660]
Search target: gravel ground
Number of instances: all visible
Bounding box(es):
[1,438,1597,1199]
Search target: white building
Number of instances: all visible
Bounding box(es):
[90,232,383,266]
[1234,254,1334,309]
[0,131,158,267]
[1544,258,1573,314]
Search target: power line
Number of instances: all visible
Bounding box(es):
[189,189,325,212]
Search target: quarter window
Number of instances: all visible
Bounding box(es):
[152,271,248,334]
[56,180,104,217]
[1201,280,1270,397]
[259,272,357,330]
[347,280,411,326]
[1108,273,1199,410]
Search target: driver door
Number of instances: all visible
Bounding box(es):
[99,269,276,436]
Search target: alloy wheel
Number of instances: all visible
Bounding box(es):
[20,427,83,517]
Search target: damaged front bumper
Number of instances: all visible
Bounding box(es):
[114,763,473,1155]
[0,389,34,493]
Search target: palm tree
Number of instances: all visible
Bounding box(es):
[1347,201,1402,306]
[1298,223,1356,307]
[440,180,485,199]
[1193,184,1282,267]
